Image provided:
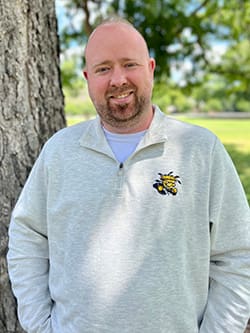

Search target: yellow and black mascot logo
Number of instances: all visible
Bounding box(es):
[153,172,181,196]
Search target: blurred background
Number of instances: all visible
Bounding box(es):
[55,0,250,117]
[55,0,250,204]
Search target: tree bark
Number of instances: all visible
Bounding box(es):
[0,0,65,331]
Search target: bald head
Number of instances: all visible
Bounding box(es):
[84,18,150,67]
[82,17,156,133]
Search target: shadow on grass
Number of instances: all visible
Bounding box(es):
[225,144,250,206]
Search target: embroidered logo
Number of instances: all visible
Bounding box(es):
[153,171,181,196]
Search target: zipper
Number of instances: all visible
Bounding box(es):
[118,162,124,176]
[117,162,125,194]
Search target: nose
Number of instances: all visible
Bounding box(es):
[109,66,127,87]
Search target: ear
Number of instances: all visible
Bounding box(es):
[83,69,88,80]
[149,58,156,72]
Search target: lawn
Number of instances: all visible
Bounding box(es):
[66,115,250,205]
[178,117,250,205]
[179,117,250,153]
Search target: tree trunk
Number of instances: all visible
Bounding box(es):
[0,0,65,331]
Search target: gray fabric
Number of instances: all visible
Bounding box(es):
[8,107,250,332]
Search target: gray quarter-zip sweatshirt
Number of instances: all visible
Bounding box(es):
[8,107,250,333]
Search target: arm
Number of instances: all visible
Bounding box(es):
[7,149,53,333]
[200,139,250,332]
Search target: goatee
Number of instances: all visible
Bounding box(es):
[96,94,149,129]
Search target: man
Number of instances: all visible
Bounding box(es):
[8,17,250,333]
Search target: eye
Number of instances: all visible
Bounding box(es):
[95,66,110,74]
[125,62,138,68]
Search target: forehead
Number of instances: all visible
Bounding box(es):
[85,23,149,65]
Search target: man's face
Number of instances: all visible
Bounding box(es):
[84,23,155,133]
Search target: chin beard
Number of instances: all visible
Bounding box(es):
[95,95,149,129]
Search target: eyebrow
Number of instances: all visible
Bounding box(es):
[92,58,139,69]
[92,61,112,69]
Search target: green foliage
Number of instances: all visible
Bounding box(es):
[152,81,194,113]
[59,0,250,82]
[236,99,250,113]
[112,0,218,81]
[206,1,250,98]
[58,0,250,114]
[64,84,95,117]
[61,56,83,92]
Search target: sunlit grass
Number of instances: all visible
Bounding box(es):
[179,118,250,153]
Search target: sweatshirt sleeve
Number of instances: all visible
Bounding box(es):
[200,139,250,332]
[7,147,53,333]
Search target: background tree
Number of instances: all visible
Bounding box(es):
[0,0,65,332]
[60,0,220,81]
[58,0,250,113]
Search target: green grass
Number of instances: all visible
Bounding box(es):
[66,115,93,127]
[66,115,250,204]
[179,118,250,153]
[179,117,250,205]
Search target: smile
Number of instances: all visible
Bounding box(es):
[115,93,131,99]
[109,90,134,99]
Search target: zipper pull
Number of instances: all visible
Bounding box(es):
[119,162,124,169]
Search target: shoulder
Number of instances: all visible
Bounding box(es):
[45,117,96,148]
[36,117,97,165]
[154,108,218,148]
[167,116,215,137]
